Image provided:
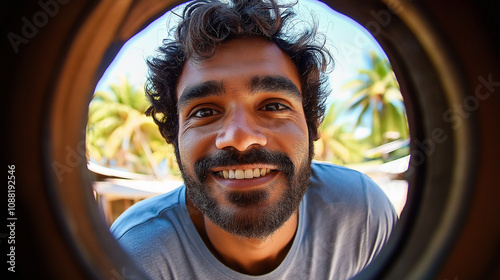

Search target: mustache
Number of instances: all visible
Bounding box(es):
[194,148,295,181]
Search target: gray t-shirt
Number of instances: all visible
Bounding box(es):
[111,162,398,279]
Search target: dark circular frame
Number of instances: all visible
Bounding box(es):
[4,0,500,279]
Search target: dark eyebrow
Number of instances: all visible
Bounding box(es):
[249,75,302,101]
[177,80,225,110]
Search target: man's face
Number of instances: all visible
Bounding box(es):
[175,37,312,239]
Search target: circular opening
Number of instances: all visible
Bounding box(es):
[43,0,478,279]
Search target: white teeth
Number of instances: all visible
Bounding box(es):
[253,168,260,178]
[260,168,267,176]
[216,168,272,179]
[244,169,253,179]
[235,170,245,179]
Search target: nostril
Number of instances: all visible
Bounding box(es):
[215,126,267,151]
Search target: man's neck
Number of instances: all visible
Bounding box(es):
[186,198,298,275]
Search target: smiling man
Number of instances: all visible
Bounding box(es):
[110,0,397,279]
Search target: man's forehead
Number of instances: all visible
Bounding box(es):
[176,37,301,100]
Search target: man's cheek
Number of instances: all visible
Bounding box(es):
[178,139,197,175]
[179,131,201,158]
[289,135,309,163]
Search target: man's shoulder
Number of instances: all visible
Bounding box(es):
[306,162,398,271]
[110,186,185,240]
[310,161,374,193]
[311,161,365,179]
[309,161,396,217]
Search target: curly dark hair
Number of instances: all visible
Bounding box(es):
[145,0,332,145]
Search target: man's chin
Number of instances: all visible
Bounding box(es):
[208,204,296,239]
[187,189,287,239]
[224,187,270,207]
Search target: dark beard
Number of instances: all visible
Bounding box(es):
[176,142,313,239]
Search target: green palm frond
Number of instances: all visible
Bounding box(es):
[315,104,365,164]
[86,76,178,178]
[339,51,409,147]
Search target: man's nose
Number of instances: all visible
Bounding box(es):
[215,110,267,151]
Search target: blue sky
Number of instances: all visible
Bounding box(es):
[95,0,386,92]
[94,0,388,137]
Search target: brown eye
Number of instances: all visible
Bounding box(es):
[261,102,290,111]
[193,108,220,118]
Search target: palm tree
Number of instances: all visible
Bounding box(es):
[86,77,179,179]
[315,103,365,165]
[341,51,409,146]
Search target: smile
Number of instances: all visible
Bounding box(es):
[215,168,273,179]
